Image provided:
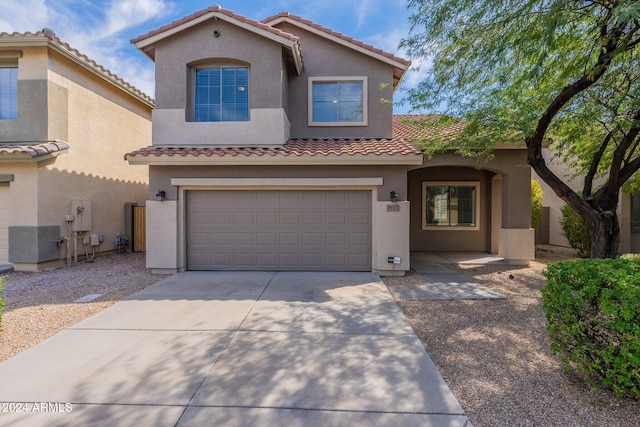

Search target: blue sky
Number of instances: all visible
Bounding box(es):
[1,0,428,113]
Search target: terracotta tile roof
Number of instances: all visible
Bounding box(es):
[262,12,410,67]
[131,6,301,46]
[393,114,466,142]
[125,137,421,160]
[0,141,70,160]
[0,30,154,107]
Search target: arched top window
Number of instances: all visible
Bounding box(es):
[189,60,249,122]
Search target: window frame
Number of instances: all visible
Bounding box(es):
[308,76,368,127]
[192,65,250,123]
[422,181,481,231]
[0,65,18,120]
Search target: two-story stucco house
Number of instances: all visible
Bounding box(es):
[0,29,153,271]
[126,6,534,275]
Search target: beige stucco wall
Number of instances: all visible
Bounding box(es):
[38,59,151,258]
[375,201,410,276]
[1,43,152,269]
[0,164,38,264]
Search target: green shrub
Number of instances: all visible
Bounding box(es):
[560,203,591,257]
[531,179,543,229]
[0,276,4,329]
[542,259,640,398]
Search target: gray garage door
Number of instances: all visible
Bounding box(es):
[187,190,371,271]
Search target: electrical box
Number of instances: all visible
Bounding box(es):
[71,199,91,232]
[90,234,100,247]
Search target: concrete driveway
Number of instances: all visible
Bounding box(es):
[0,271,469,426]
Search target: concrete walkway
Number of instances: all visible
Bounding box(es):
[388,253,506,301]
[0,271,470,426]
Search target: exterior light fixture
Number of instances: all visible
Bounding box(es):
[390,191,398,202]
[156,190,166,201]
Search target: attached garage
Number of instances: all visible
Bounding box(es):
[186,190,372,271]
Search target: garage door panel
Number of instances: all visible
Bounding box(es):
[302,212,322,224]
[278,192,301,205]
[325,191,347,205]
[212,212,233,225]
[349,191,371,205]
[326,212,347,225]
[257,212,277,225]
[279,232,300,245]
[326,233,346,246]
[302,233,322,246]
[350,212,371,225]
[278,212,300,224]
[256,191,278,205]
[257,232,277,245]
[187,190,371,271]
[233,192,256,207]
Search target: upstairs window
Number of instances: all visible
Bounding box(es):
[422,182,480,230]
[308,77,367,126]
[0,67,17,120]
[194,66,249,122]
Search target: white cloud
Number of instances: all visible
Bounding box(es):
[102,0,176,38]
[355,0,372,28]
[0,0,50,32]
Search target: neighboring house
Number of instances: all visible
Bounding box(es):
[533,150,640,253]
[0,29,153,271]
[126,6,533,275]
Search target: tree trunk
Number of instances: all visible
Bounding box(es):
[589,211,620,259]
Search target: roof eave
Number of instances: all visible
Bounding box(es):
[0,32,154,108]
[0,149,68,163]
[126,153,424,166]
[265,16,409,87]
[133,11,303,75]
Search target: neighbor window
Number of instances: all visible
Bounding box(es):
[308,77,367,126]
[194,66,249,122]
[422,182,479,230]
[0,67,17,120]
[632,193,640,232]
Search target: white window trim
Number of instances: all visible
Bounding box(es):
[422,181,481,231]
[308,76,368,127]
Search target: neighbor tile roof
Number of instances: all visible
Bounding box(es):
[392,114,466,142]
[0,30,154,107]
[0,141,70,160]
[125,137,421,160]
[261,12,411,67]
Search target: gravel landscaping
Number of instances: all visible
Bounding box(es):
[384,249,640,427]
[0,252,166,362]
[1,248,638,426]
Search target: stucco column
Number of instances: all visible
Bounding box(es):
[146,200,178,274]
[499,165,535,264]
[374,201,410,276]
